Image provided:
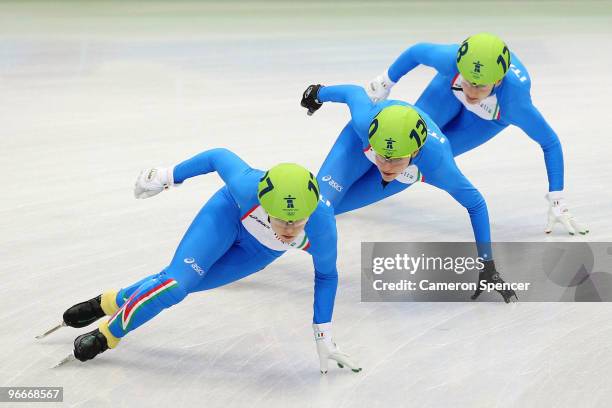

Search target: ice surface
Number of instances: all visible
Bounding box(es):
[1,1,611,407]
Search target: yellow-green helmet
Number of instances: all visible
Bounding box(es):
[257,163,320,222]
[368,105,428,159]
[456,33,511,85]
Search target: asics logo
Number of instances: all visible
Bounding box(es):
[321,175,343,192]
[184,257,205,276]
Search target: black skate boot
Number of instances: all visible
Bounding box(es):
[73,328,109,361]
[37,291,119,341]
[63,295,106,328]
[471,260,518,303]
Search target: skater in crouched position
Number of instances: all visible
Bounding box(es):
[365,33,587,235]
[51,148,360,373]
[301,83,516,303]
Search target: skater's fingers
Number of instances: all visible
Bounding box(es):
[318,352,329,374]
[570,218,589,235]
[329,352,362,373]
[560,216,576,235]
[471,288,483,300]
[545,213,557,234]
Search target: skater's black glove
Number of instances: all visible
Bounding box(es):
[301,84,324,116]
[471,260,518,303]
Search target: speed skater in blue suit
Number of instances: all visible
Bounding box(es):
[301,82,518,303]
[365,32,587,235]
[46,148,361,374]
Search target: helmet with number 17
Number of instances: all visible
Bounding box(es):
[257,163,320,222]
[456,33,511,85]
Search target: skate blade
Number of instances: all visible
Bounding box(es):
[35,321,66,339]
[52,353,76,368]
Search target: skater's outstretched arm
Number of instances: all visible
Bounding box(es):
[317,85,373,115]
[134,148,253,199]
[305,213,362,373]
[425,159,493,260]
[318,85,374,130]
[311,242,338,324]
[305,211,339,324]
[173,148,251,185]
[388,43,458,82]
[367,43,457,102]
[507,98,564,192]
[508,99,587,235]
[425,161,518,302]
[301,84,375,134]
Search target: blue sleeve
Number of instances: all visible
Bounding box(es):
[388,43,458,83]
[318,85,375,138]
[173,148,252,186]
[426,159,493,260]
[306,210,338,324]
[506,98,564,192]
[172,148,258,207]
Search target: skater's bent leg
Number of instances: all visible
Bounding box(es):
[108,240,280,338]
[115,274,157,307]
[334,166,413,215]
[169,187,241,270]
[115,187,240,306]
[108,187,241,338]
[317,122,374,208]
[71,242,276,362]
[107,267,194,338]
[193,242,281,292]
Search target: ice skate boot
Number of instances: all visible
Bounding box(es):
[37,291,119,339]
[73,321,120,362]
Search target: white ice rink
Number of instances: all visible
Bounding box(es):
[2,1,612,407]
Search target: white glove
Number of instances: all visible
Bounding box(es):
[545,191,589,235]
[365,71,395,103]
[313,322,361,374]
[134,167,175,199]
